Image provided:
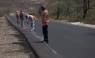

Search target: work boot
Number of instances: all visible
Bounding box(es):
[45,40,49,43]
[41,40,45,43]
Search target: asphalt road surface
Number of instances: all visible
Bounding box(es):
[8,15,95,58]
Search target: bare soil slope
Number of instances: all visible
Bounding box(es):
[0,0,45,11]
[0,17,38,58]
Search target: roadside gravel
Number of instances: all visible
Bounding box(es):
[51,19,95,29]
[0,17,38,58]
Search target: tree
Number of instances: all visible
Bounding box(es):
[64,0,76,17]
[75,0,83,14]
[83,0,89,19]
[56,2,63,19]
[48,0,64,20]
[64,0,71,17]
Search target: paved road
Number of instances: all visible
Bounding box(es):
[8,16,95,58]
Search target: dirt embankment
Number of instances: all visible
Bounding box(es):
[0,0,45,11]
[0,17,38,58]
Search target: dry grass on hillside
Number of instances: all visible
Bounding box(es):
[0,0,45,11]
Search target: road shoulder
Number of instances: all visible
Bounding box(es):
[0,17,37,58]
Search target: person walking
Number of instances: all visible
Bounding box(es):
[41,5,50,43]
[15,11,19,24]
[20,10,25,27]
[26,14,37,31]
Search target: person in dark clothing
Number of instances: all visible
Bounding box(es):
[41,5,50,43]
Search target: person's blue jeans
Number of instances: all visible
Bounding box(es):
[42,25,48,41]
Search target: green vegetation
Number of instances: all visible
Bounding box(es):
[0,0,95,24]
[42,0,95,24]
[83,7,95,24]
[0,9,10,17]
[0,11,5,17]
[24,8,42,19]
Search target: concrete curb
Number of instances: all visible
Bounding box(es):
[5,16,39,58]
[6,16,61,58]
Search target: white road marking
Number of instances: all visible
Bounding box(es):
[9,16,63,58]
[21,25,63,58]
[45,43,63,58]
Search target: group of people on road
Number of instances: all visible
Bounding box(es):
[15,5,50,43]
[16,10,37,31]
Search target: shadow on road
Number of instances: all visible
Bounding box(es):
[85,33,95,37]
[6,19,38,58]
[33,41,43,43]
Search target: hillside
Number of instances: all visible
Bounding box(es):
[45,0,95,24]
[0,0,45,16]
[0,0,95,24]
[0,0,45,10]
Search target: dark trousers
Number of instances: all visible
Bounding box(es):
[42,25,48,41]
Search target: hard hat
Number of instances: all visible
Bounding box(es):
[41,5,46,11]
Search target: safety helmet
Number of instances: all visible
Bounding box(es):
[41,5,46,11]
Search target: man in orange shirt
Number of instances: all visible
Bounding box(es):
[41,5,50,43]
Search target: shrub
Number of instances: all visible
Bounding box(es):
[0,11,5,17]
[83,7,95,24]
[0,9,10,17]
[66,14,83,22]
